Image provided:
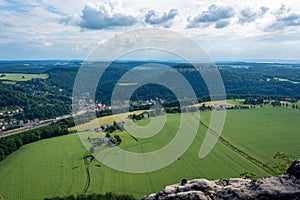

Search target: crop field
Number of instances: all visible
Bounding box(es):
[226,99,246,106]
[0,134,86,200]
[0,112,267,199]
[216,108,300,165]
[0,107,299,199]
[86,113,268,198]
[0,73,48,81]
[73,110,146,132]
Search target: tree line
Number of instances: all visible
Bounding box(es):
[44,192,136,200]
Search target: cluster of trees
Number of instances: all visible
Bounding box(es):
[113,135,122,144]
[44,192,136,200]
[0,118,74,161]
[199,103,213,111]
[2,62,300,127]
[243,98,265,105]
[102,122,122,144]
[0,79,71,122]
[47,63,300,106]
[242,96,299,109]
[103,121,120,133]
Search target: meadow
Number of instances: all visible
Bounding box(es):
[0,107,299,199]
[0,73,48,81]
[0,134,86,200]
[217,108,300,165]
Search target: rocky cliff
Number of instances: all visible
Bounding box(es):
[143,160,300,200]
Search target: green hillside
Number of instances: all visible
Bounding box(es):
[1,108,299,199]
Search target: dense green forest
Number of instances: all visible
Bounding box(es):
[0,61,300,123]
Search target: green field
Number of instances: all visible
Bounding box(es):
[0,134,86,200]
[218,108,300,164]
[0,108,299,199]
[0,73,48,81]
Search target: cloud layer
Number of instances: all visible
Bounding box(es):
[270,5,300,30]
[239,7,269,24]
[187,4,234,28]
[1,0,300,60]
[145,9,178,25]
[79,2,136,29]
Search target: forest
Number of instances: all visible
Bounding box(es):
[0,61,300,122]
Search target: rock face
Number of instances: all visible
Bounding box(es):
[288,160,300,179]
[143,160,300,200]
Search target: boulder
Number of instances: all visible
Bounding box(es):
[143,161,300,200]
[287,160,300,179]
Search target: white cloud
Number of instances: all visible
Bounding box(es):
[187,4,235,29]
[239,7,269,24]
[1,0,300,60]
[267,5,300,31]
[144,9,178,26]
[77,2,136,30]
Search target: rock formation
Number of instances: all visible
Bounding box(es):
[143,160,300,200]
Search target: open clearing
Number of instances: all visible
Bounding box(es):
[0,108,298,199]
[0,73,48,81]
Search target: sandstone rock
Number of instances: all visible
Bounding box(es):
[143,162,300,200]
[287,160,300,179]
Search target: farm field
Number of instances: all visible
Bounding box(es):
[216,108,300,166]
[0,107,299,199]
[84,113,268,198]
[73,110,146,132]
[0,134,86,200]
[0,73,48,81]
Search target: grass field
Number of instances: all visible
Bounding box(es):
[0,73,48,81]
[0,107,298,199]
[217,108,300,165]
[87,113,267,198]
[226,99,246,106]
[0,134,86,200]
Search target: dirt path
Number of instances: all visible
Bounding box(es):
[82,164,91,193]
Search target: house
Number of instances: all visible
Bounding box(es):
[102,136,116,147]
[86,155,94,163]
[284,97,295,102]
[94,127,103,133]
[143,112,150,119]
[103,124,110,129]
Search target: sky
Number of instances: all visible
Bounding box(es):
[0,0,300,61]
